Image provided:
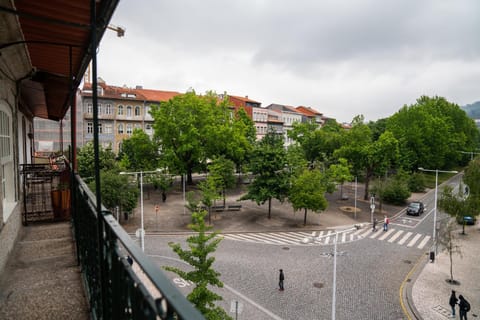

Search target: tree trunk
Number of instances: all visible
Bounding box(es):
[187,168,193,185]
[268,198,272,219]
[449,240,454,282]
[304,208,308,226]
[363,168,373,200]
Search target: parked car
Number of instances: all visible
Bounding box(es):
[456,215,477,225]
[406,201,425,216]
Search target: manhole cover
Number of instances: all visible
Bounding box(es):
[403,260,412,264]
[313,282,324,289]
[282,247,290,250]
[406,279,411,282]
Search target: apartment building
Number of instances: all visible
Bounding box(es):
[266,103,304,146]
[78,79,180,153]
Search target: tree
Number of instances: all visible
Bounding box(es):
[151,91,213,184]
[438,185,469,235]
[335,117,399,200]
[386,96,479,171]
[288,168,328,226]
[328,158,352,200]
[207,156,236,207]
[437,219,462,284]
[151,91,254,185]
[164,210,232,320]
[119,129,159,172]
[208,107,255,174]
[464,157,480,196]
[198,176,221,224]
[152,173,174,202]
[77,142,117,180]
[241,131,290,219]
[88,170,138,220]
[288,120,342,165]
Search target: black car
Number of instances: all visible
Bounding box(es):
[406,201,425,216]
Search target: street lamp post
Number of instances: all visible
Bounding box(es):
[418,167,458,256]
[120,169,161,251]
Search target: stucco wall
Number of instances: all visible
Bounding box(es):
[0,203,22,274]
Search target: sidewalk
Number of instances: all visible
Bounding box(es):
[122,181,478,320]
[122,181,399,234]
[410,226,480,319]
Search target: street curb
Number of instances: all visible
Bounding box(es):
[400,251,430,320]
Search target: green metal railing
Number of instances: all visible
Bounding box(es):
[72,174,204,320]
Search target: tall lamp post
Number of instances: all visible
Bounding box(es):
[120,169,161,251]
[418,167,458,256]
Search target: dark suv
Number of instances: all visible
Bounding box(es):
[406,201,425,216]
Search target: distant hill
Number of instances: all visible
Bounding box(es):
[462,101,480,119]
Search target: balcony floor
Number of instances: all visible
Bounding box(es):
[0,221,89,320]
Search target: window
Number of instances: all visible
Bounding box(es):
[126,105,132,117]
[98,104,103,115]
[145,124,152,130]
[118,105,124,115]
[104,124,112,134]
[134,124,141,130]
[135,106,141,116]
[87,103,93,114]
[0,104,14,222]
[126,124,132,135]
[105,104,112,115]
[87,122,93,134]
[117,124,124,134]
[98,123,103,134]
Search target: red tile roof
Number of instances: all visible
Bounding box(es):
[296,106,323,116]
[82,82,180,102]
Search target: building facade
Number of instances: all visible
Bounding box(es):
[78,79,180,153]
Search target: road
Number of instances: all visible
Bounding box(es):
[140,174,462,319]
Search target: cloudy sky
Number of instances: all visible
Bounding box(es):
[97,0,480,123]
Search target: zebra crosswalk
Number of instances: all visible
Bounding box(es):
[221,227,431,250]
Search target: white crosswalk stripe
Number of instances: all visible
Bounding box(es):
[221,227,431,249]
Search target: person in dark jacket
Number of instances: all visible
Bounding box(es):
[278,269,284,291]
[449,290,458,318]
[458,295,470,320]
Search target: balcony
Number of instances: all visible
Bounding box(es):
[0,168,204,319]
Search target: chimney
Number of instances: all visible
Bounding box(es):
[136,85,143,89]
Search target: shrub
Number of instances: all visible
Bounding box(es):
[408,172,426,192]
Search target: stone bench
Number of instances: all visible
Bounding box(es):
[227,204,242,211]
[211,205,225,212]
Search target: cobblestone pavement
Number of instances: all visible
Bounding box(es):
[119,178,477,319]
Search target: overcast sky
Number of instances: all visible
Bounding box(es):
[96,0,480,123]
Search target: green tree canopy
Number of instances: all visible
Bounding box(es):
[77,142,117,180]
[335,117,399,199]
[288,168,328,226]
[119,129,159,172]
[151,91,254,184]
[241,131,290,219]
[386,96,479,171]
[88,170,139,216]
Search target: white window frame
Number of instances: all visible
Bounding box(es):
[0,102,15,222]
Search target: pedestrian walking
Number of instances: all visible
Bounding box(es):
[372,218,377,232]
[458,295,470,320]
[449,290,458,318]
[383,215,389,231]
[278,269,284,291]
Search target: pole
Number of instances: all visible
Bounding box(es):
[433,169,438,255]
[354,177,357,219]
[140,172,145,251]
[370,194,375,225]
[183,174,186,215]
[331,231,338,320]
